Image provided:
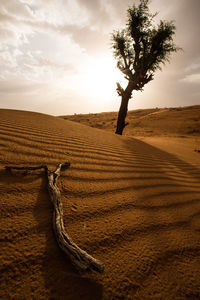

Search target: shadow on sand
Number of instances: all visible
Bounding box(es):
[34,172,103,300]
[1,168,102,300]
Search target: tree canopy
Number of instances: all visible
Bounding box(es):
[111,0,180,95]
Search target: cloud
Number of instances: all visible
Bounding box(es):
[185,60,200,74]
[0,0,199,115]
[0,0,33,20]
[181,73,200,84]
[0,79,42,94]
[0,0,89,90]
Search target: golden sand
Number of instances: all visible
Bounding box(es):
[0,109,200,299]
[62,105,200,137]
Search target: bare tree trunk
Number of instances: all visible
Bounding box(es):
[115,81,134,135]
[115,95,129,135]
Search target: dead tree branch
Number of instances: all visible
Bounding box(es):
[5,162,104,274]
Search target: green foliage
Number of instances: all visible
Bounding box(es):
[111,0,180,92]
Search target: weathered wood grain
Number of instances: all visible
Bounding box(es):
[5,162,104,274]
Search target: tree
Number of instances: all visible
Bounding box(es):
[111,0,180,135]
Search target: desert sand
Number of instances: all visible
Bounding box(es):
[1,108,200,299]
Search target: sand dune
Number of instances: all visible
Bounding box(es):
[1,109,200,299]
[61,105,200,137]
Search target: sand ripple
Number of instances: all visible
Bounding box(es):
[0,109,200,299]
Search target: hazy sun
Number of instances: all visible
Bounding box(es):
[81,55,123,103]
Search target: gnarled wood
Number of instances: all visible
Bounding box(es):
[5,162,104,274]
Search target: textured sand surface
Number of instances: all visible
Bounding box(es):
[62,105,200,137]
[1,109,200,299]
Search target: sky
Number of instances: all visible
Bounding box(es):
[0,0,200,116]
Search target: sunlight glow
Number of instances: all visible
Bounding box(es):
[80,55,124,106]
[55,54,126,113]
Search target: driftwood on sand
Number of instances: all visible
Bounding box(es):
[5,162,104,274]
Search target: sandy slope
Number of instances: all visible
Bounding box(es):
[136,136,200,169]
[61,105,200,137]
[0,109,200,300]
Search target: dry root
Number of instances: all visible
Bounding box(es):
[5,162,104,274]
